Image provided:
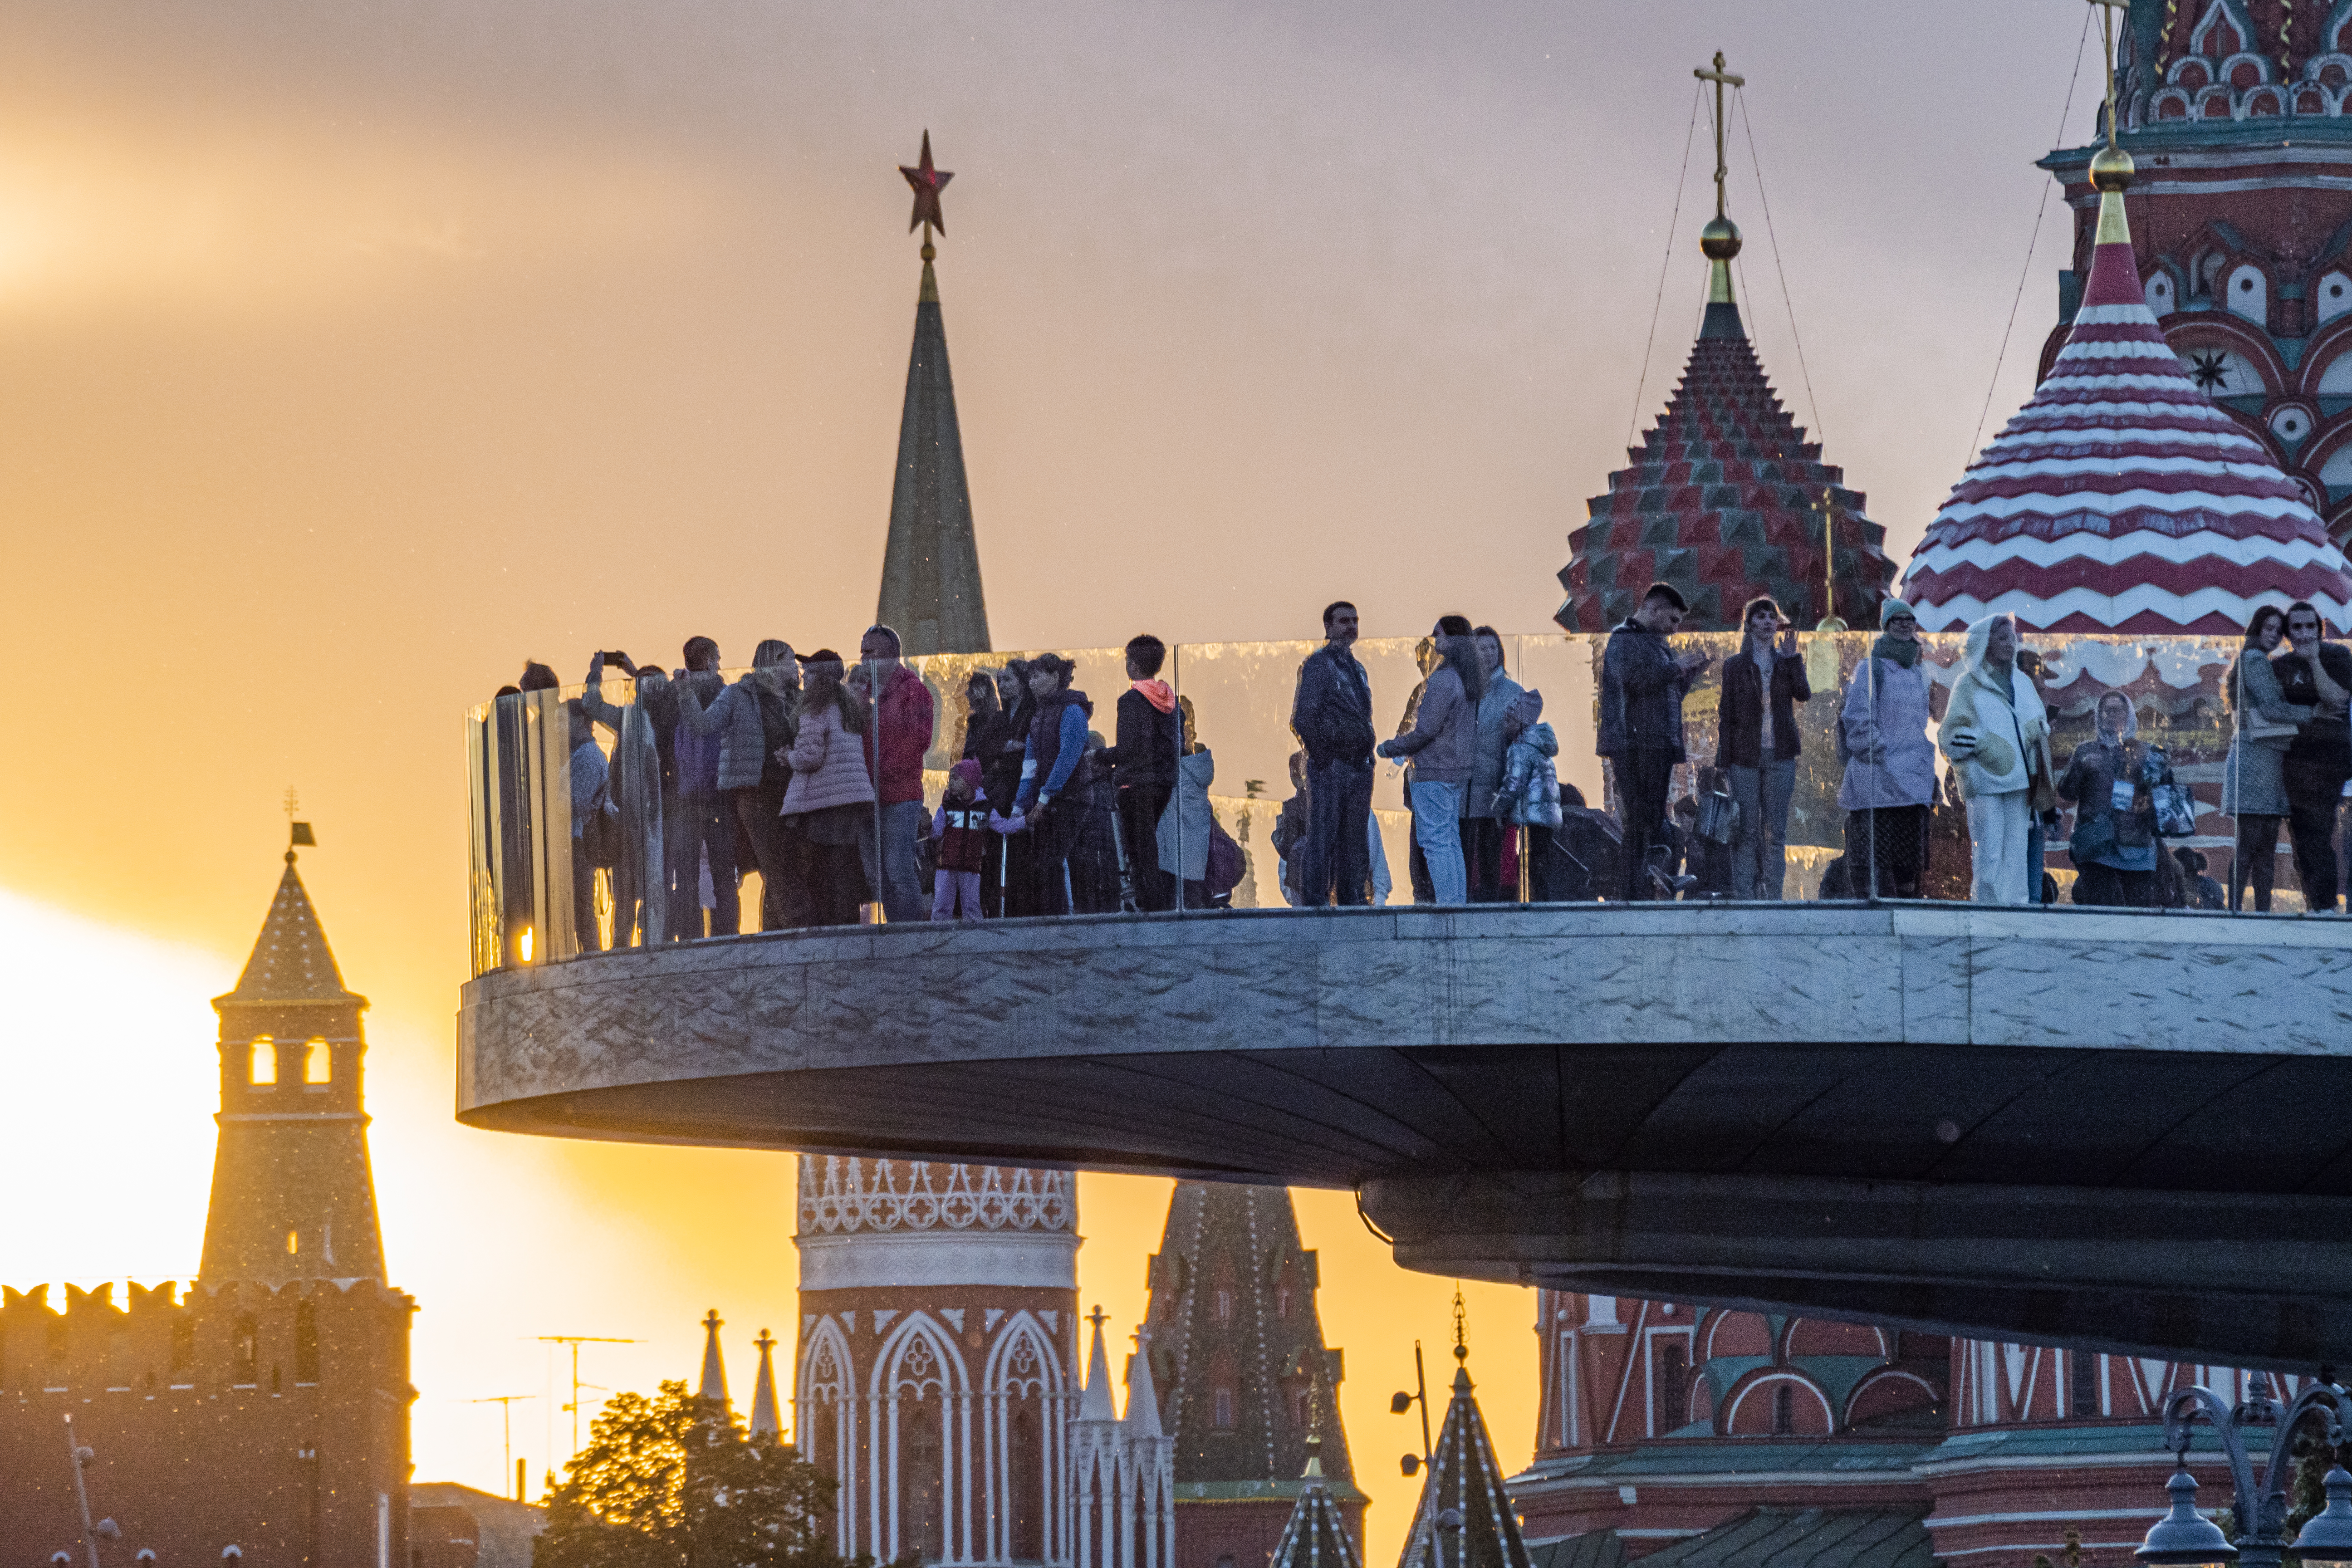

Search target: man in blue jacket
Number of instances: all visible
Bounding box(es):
[1599,583,1711,900]
[1289,602,1378,906]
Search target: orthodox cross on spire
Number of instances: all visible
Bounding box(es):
[899,131,954,260]
[1450,1286,1468,1365]
[2089,0,2129,152]
[1692,52,1745,306]
[1693,51,1744,223]
[2083,0,2137,239]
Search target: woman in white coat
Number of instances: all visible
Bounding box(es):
[1938,614,2053,905]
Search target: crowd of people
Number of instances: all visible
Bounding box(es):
[488,588,2352,956]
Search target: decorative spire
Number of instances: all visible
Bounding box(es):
[224,855,358,1004]
[1396,1325,1531,1568]
[877,130,990,656]
[1901,0,2352,632]
[750,1328,782,1440]
[1558,57,1894,633]
[1268,1419,1362,1568]
[1125,1325,1165,1438]
[1081,1304,1118,1421]
[699,1308,729,1406]
[1693,51,1746,333]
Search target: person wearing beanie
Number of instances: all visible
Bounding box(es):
[1835,598,1942,898]
[930,759,990,921]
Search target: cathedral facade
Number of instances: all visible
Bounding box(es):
[0,848,414,1563]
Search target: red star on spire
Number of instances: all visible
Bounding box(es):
[899,131,953,235]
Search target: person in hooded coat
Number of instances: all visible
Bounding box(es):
[2057,689,2175,908]
[1939,613,2052,905]
[1835,599,1940,898]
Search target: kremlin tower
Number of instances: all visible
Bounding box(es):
[1901,0,2352,633]
[1141,1184,1365,1568]
[1558,56,1895,633]
[0,836,415,1561]
[879,131,991,657]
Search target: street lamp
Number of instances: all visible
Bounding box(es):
[2142,1377,2352,1568]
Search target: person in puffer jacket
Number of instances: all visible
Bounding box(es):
[677,640,800,929]
[782,651,877,926]
[1491,691,1564,901]
[930,760,990,921]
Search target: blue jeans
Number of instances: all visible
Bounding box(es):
[1728,760,1797,900]
[1411,781,1467,905]
[859,799,930,923]
[1301,759,1374,906]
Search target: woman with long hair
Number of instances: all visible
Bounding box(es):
[2222,604,2313,911]
[1377,614,1485,904]
[780,651,876,926]
[1716,595,1811,900]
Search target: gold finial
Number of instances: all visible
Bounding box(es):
[1694,51,1747,305]
[2087,0,2136,240]
[1816,488,1848,632]
[1450,1286,1468,1364]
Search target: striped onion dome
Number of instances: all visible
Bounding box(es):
[1901,181,2352,634]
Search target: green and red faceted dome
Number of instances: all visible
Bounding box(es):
[1556,299,1896,632]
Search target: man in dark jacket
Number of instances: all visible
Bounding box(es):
[1599,583,1710,900]
[1100,634,1180,911]
[1289,601,1378,906]
[858,624,937,924]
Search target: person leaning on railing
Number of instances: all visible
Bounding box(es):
[2221,604,2315,913]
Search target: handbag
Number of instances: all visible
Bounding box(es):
[2242,709,2303,744]
[2151,782,2199,838]
[1694,789,1738,845]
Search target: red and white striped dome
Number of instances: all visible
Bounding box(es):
[1901,211,2352,634]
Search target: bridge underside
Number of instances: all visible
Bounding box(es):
[458,903,2352,1370]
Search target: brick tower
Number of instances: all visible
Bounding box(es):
[1142,1184,1365,1568]
[0,840,415,1563]
[793,1157,1082,1566]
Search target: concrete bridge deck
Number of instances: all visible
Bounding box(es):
[456,902,2352,1371]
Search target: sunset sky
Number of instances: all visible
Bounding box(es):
[0,1,2106,1559]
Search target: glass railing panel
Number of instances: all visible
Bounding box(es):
[464,628,2318,975]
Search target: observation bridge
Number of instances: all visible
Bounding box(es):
[459,634,2352,1376]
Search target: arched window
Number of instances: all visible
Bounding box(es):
[303,1040,331,1085]
[249,1039,277,1085]
[295,1301,320,1381]
[877,1319,963,1563]
[986,1318,1059,1564]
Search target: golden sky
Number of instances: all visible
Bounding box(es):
[0,1,2104,1561]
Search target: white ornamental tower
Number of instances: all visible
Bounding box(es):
[794,1158,1081,1567]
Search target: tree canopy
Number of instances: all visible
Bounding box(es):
[534,1379,855,1568]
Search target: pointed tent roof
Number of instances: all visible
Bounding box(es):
[750,1327,782,1439]
[218,855,360,1005]
[1397,1357,1533,1568]
[699,1309,729,1406]
[1901,167,2352,633]
[1269,1435,1364,1568]
[1125,1325,1164,1439]
[1081,1305,1119,1421]
[877,224,990,657]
